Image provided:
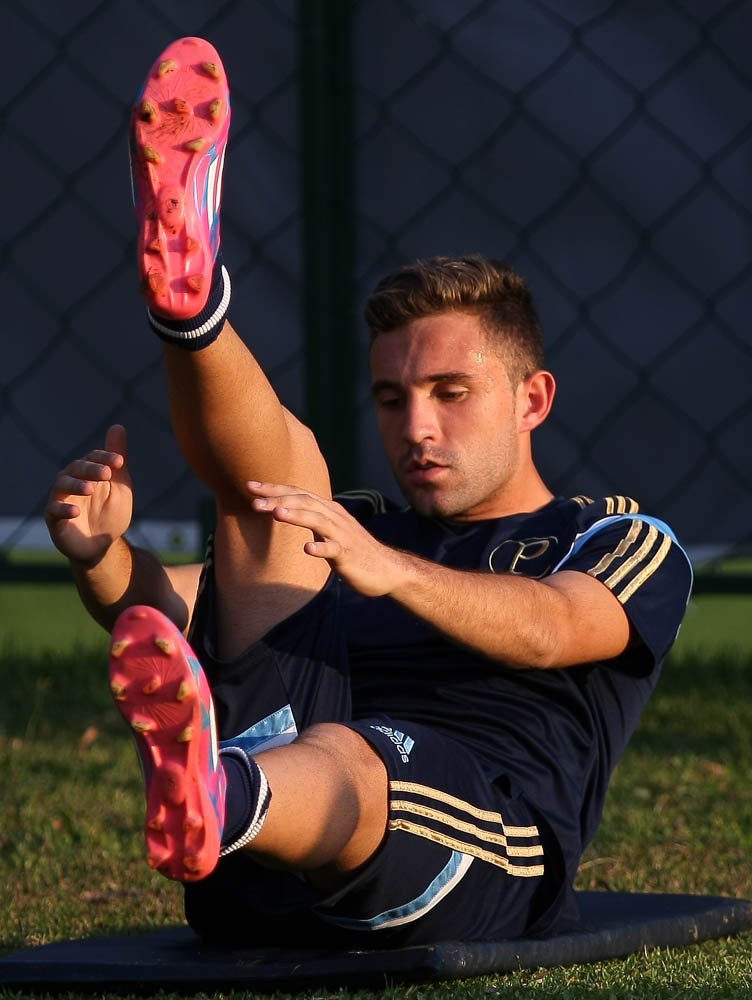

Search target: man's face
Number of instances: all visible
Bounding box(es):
[370,311,530,521]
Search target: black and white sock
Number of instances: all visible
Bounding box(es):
[147,260,231,351]
[219,747,272,856]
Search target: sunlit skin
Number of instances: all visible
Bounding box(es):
[369,311,557,521]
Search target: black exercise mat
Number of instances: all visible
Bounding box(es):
[1,892,751,992]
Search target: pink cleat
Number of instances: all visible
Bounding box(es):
[109,605,226,882]
[129,37,230,319]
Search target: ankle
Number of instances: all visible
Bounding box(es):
[219,747,272,855]
[147,261,231,351]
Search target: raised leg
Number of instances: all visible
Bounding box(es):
[130,38,331,656]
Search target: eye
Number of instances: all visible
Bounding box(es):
[434,387,468,402]
[374,393,402,409]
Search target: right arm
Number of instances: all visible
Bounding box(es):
[45,424,200,633]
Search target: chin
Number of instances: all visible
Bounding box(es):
[402,488,454,519]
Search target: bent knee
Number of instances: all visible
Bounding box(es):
[299,723,387,784]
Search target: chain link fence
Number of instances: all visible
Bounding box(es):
[3,0,752,586]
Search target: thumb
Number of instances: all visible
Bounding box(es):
[105,424,128,464]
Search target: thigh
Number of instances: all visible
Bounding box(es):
[190,568,352,745]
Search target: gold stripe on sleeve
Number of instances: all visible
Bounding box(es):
[586,518,642,581]
[616,532,673,603]
[603,523,658,591]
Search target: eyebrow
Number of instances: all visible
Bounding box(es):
[371,372,474,396]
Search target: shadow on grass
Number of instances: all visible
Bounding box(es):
[0,640,114,741]
[631,649,752,759]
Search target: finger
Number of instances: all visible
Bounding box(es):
[45,499,82,521]
[60,459,114,484]
[303,539,342,559]
[79,452,117,470]
[105,424,127,464]
[246,480,310,498]
[266,504,338,539]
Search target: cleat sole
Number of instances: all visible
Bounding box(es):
[108,604,225,883]
[130,36,230,318]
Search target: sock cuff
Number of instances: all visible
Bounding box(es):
[148,265,231,350]
[219,747,272,857]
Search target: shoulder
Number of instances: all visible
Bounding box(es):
[554,495,693,610]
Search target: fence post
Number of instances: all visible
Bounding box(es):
[298,0,358,491]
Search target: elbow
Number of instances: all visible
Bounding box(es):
[504,624,565,671]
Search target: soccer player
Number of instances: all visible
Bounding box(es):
[45,37,692,947]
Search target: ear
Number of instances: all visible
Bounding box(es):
[516,370,556,433]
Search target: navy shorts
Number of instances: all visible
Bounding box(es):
[184,564,574,946]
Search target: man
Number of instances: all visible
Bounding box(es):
[45,37,692,947]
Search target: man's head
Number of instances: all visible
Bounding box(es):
[365,255,545,387]
[365,256,555,520]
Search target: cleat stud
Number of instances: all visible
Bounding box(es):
[111,639,129,658]
[176,681,192,702]
[131,718,154,734]
[140,100,157,123]
[154,636,174,655]
[201,61,221,80]
[146,238,162,255]
[185,138,207,152]
[147,816,164,832]
[110,681,127,701]
[183,854,203,873]
[186,275,204,293]
[184,236,199,254]
[173,97,191,115]
[208,98,222,121]
[144,271,167,295]
[177,725,194,743]
[158,58,177,77]
[142,144,162,165]
[142,678,160,695]
[184,812,203,832]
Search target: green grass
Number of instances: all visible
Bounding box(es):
[1,586,751,998]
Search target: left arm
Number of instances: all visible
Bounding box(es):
[248,483,631,669]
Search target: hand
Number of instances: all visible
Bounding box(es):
[45,424,134,566]
[247,481,407,598]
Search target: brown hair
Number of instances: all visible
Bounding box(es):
[364,255,545,384]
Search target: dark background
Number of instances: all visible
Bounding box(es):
[3,0,751,566]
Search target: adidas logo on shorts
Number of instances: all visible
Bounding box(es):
[370,725,415,763]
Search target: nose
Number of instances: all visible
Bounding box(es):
[403,394,438,445]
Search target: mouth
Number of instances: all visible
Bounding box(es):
[403,458,449,484]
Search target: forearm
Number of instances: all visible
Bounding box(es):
[70,536,186,633]
[386,549,633,669]
[388,551,563,668]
